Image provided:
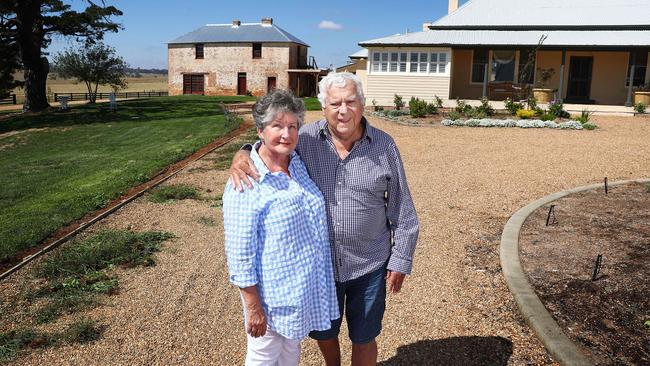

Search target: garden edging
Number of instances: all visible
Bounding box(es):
[499,178,650,366]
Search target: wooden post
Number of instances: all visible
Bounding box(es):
[626,65,635,107]
[54,93,58,102]
[482,62,488,98]
[12,94,16,105]
[557,50,566,103]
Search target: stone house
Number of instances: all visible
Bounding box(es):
[168,18,321,97]
[359,0,650,107]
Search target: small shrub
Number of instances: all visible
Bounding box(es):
[148,184,200,203]
[447,110,461,121]
[426,103,438,115]
[455,98,472,115]
[582,123,597,130]
[393,94,404,110]
[539,112,557,121]
[575,109,593,124]
[527,97,538,110]
[548,100,570,118]
[408,97,425,118]
[645,183,650,193]
[433,95,444,108]
[476,97,495,116]
[465,108,487,119]
[516,109,537,119]
[245,90,253,97]
[504,98,524,116]
[634,102,647,114]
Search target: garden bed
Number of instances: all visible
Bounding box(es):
[519,182,650,365]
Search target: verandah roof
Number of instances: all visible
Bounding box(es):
[359,30,650,49]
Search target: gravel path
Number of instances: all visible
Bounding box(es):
[3,112,649,365]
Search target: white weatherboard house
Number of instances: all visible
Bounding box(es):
[359,0,650,107]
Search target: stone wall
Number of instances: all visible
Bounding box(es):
[168,42,296,96]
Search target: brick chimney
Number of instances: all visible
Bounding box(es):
[232,20,241,27]
[448,0,459,13]
[261,18,273,26]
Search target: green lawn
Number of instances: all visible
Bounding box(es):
[0,96,241,262]
[302,97,322,111]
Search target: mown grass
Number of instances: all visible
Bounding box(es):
[303,97,322,111]
[148,184,200,203]
[0,96,240,262]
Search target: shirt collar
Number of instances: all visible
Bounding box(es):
[318,116,374,143]
[251,141,298,183]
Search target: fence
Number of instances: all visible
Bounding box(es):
[53,91,168,102]
[0,94,17,105]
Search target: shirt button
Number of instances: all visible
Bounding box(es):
[337,181,342,185]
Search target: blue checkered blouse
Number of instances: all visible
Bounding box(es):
[223,142,339,340]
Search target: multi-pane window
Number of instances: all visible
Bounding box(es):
[429,53,447,73]
[399,53,407,72]
[372,51,448,74]
[195,44,204,59]
[471,49,488,83]
[390,53,399,72]
[252,43,262,59]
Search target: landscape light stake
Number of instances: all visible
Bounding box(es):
[545,204,557,226]
[604,177,608,194]
[592,254,603,281]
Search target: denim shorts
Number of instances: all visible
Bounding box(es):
[309,264,386,344]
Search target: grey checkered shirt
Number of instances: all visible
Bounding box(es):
[296,118,419,282]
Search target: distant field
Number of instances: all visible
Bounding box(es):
[10,74,168,103]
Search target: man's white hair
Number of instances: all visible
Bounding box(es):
[317,72,365,107]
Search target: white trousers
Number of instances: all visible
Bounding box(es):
[245,329,301,366]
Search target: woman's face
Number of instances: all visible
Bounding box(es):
[258,111,299,157]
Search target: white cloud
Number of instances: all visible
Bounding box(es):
[318,20,343,30]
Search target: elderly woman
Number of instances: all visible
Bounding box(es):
[223,89,339,366]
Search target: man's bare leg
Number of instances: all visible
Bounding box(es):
[317,338,341,366]
[351,339,377,366]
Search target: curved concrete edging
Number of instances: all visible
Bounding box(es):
[500,178,650,366]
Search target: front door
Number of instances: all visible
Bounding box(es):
[237,73,247,95]
[566,57,593,102]
[267,77,276,93]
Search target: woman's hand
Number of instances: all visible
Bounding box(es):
[245,301,267,337]
[240,286,267,337]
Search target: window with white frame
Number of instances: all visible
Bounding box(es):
[372,50,448,74]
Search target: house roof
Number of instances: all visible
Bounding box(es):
[432,0,650,29]
[359,30,650,48]
[349,49,368,59]
[168,23,309,47]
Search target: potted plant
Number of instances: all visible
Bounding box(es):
[633,83,650,105]
[532,67,556,103]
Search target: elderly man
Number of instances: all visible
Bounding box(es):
[229,72,419,366]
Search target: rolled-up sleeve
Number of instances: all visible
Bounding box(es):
[386,143,420,275]
[223,182,260,288]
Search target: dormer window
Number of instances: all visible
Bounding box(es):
[195,44,204,59]
[253,43,262,59]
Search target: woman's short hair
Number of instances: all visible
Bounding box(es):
[317,72,365,107]
[252,89,305,130]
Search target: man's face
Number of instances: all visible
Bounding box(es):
[322,82,363,141]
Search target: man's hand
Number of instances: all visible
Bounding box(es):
[386,271,406,294]
[245,301,267,338]
[228,150,260,191]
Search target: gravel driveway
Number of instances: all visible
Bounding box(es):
[4,112,649,365]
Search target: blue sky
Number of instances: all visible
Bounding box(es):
[48,0,469,69]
